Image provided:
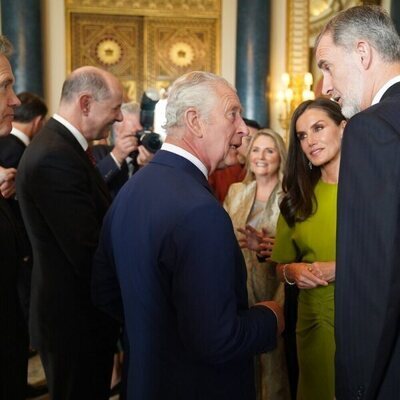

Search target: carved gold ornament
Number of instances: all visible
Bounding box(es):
[168,42,195,67]
[96,38,123,66]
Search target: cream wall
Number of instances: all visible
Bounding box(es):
[42,0,66,115]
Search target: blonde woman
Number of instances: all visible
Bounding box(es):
[224,129,290,400]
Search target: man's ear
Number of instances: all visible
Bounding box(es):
[184,107,203,138]
[79,94,92,116]
[31,115,44,134]
[356,40,372,69]
[340,119,347,139]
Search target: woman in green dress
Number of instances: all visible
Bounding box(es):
[271,98,346,400]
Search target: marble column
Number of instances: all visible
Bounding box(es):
[1,0,44,96]
[235,0,271,127]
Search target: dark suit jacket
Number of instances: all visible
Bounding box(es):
[91,144,131,199]
[0,132,32,322]
[93,150,278,400]
[0,133,26,169]
[336,82,400,400]
[17,117,119,353]
[0,197,28,400]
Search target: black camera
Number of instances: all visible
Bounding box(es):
[136,89,163,153]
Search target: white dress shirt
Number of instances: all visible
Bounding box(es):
[161,142,208,178]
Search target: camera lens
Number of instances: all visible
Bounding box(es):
[140,132,162,153]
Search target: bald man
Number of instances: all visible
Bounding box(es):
[17,66,123,400]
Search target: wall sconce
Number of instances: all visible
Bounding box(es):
[277,72,315,134]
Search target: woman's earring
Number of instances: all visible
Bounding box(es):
[308,161,313,170]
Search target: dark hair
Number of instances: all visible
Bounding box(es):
[14,92,47,123]
[280,97,346,226]
[243,118,261,130]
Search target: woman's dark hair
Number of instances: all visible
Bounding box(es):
[280,97,346,226]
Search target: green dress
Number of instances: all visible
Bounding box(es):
[271,180,337,400]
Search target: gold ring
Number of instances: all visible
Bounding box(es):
[307,265,313,272]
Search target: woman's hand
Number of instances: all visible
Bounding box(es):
[278,262,328,289]
[309,261,336,283]
[237,225,275,259]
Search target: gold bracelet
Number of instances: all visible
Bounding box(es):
[283,263,296,286]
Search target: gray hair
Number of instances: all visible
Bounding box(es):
[316,5,400,62]
[243,129,287,184]
[0,36,13,57]
[61,69,111,103]
[164,71,236,130]
[121,101,140,115]
[111,101,140,137]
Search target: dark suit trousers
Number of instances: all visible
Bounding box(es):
[40,348,114,400]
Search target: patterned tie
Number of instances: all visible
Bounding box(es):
[86,147,96,166]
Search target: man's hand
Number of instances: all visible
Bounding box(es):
[137,145,154,166]
[0,166,17,198]
[255,300,285,335]
[111,131,139,164]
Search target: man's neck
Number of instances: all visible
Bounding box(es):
[365,62,400,108]
[12,121,32,139]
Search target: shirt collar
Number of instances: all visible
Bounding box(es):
[161,143,208,178]
[53,113,88,150]
[11,127,30,146]
[371,75,400,105]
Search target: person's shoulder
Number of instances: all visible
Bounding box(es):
[347,102,400,138]
[226,180,253,199]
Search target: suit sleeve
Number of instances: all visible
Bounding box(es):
[0,140,24,168]
[96,153,121,183]
[170,203,277,364]
[92,206,124,322]
[335,111,400,396]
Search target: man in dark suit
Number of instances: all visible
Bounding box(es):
[92,71,284,400]
[315,5,400,399]
[0,91,47,316]
[0,91,48,398]
[92,101,153,198]
[0,35,29,400]
[17,66,123,400]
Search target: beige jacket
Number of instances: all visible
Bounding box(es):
[224,180,284,306]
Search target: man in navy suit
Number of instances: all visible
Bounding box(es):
[93,71,284,400]
[17,66,123,400]
[316,5,400,399]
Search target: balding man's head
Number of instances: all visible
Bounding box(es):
[61,66,113,104]
[58,66,123,141]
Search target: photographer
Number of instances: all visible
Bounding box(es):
[93,101,154,198]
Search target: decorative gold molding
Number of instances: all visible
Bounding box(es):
[65,0,220,18]
[144,17,219,90]
[287,0,309,77]
[65,0,220,102]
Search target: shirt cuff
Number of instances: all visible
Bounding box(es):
[110,152,122,169]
